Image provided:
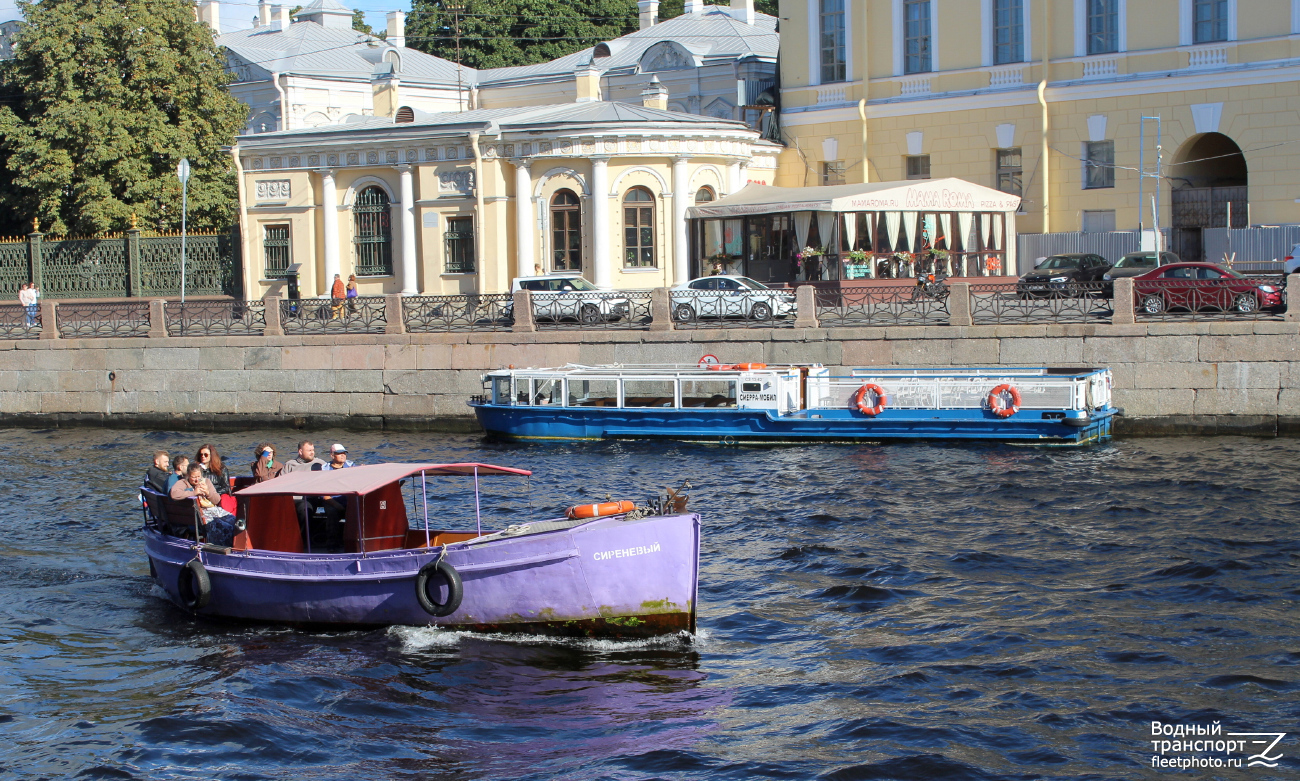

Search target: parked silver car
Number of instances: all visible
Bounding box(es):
[669,275,795,322]
[510,274,630,324]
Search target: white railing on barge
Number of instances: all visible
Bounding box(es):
[808,368,1109,411]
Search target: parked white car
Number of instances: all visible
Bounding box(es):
[510,274,630,324]
[1284,243,1300,274]
[669,275,795,322]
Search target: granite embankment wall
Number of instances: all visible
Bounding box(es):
[1,321,1298,435]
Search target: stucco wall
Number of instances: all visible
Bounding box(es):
[2,322,1297,435]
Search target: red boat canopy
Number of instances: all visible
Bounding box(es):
[234,462,532,498]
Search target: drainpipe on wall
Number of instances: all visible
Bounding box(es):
[468,131,486,292]
[858,99,869,183]
[272,72,288,132]
[1038,0,1050,233]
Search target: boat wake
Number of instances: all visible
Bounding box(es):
[389,624,704,652]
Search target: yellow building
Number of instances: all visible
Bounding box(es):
[232,100,778,298]
[777,0,1297,261]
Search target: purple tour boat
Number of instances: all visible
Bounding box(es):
[140,463,700,637]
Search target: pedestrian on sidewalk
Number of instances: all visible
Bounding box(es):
[17,283,36,327]
[331,274,345,319]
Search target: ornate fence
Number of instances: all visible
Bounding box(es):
[814,284,951,326]
[0,229,240,300]
[55,301,150,338]
[166,300,267,336]
[670,289,796,329]
[403,294,514,332]
[532,290,655,331]
[1133,277,1287,321]
[970,282,1113,324]
[0,302,41,339]
[281,296,387,334]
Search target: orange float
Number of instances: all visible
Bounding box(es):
[566,500,636,519]
[853,383,887,416]
[706,362,768,371]
[988,384,1022,418]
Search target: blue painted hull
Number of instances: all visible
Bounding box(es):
[470,403,1115,445]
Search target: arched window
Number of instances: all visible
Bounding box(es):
[695,186,715,203]
[550,189,582,271]
[623,187,655,268]
[353,186,393,276]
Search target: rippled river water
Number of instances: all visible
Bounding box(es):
[1,428,1297,780]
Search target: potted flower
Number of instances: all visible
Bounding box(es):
[844,249,870,279]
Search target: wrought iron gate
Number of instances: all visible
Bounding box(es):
[1171,185,1247,261]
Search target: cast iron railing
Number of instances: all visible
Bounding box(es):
[280,296,387,334]
[814,284,950,326]
[670,289,796,329]
[0,302,41,339]
[532,290,654,330]
[403,294,514,332]
[971,281,1113,324]
[1134,276,1287,321]
[166,300,267,336]
[56,301,150,338]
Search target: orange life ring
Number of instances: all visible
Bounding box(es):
[853,383,886,416]
[988,383,1021,418]
[566,500,636,519]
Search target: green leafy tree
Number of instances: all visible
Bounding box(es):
[351,8,374,35]
[0,0,248,235]
[405,0,638,69]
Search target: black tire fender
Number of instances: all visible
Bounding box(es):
[416,559,464,617]
[178,559,211,610]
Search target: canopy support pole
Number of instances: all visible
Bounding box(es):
[474,466,482,538]
[421,470,430,549]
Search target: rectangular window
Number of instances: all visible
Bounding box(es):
[1083,141,1115,189]
[1193,0,1227,43]
[1082,210,1116,232]
[623,379,676,408]
[819,0,846,83]
[262,224,291,278]
[822,161,846,186]
[1086,0,1119,55]
[995,148,1022,196]
[904,0,932,74]
[680,379,737,408]
[567,378,618,407]
[444,216,475,274]
[906,154,931,180]
[993,0,1024,65]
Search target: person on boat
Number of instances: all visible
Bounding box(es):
[166,456,189,491]
[251,443,281,483]
[324,443,354,471]
[284,441,327,545]
[195,444,231,495]
[145,451,170,493]
[170,464,236,547]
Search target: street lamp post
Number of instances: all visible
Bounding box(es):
[177,158,191,303]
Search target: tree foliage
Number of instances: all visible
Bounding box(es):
[405,0,638,70]
[0,0,248,235]
[351,8,374,35]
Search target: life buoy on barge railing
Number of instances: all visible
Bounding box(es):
[567,500,636,519]
[988,383,1022,418]
[853,383,887,416]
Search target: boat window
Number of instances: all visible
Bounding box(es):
[681,379,737,408]
[568,378,618,407]
[531,377,563,405]
[623,379,676,408]
[742,382,762,392]
[493,376,511,404]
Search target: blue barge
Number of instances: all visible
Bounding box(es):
[469,364,1119,446]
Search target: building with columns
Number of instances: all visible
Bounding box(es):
[232,99,778,298]
[774,0,1300,261]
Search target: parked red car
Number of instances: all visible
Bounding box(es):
[1132,263,1283,314]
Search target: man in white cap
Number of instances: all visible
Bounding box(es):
[324,443,354,470]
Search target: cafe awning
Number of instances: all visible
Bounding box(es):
[687,178,1022,219]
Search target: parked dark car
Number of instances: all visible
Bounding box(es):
[1101,250,1181,295]
[1017,253,1111,297]
[1132,262,1283,314]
